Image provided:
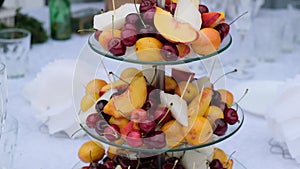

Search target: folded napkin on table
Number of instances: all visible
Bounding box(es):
[265,74,300,163]
[22,59,97,138]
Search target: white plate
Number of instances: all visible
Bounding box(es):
[232,80,284,117]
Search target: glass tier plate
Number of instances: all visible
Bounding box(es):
[88,32,232,65]
[72,157,247,169]
[78,104,244,153]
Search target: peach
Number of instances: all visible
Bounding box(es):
[217,89,234,106]
[184,116,213,145]
[201,12,226,28]
[164,75,178,94]
[188,87,213,117]
[98,29,121,51]
[161,119,185,148]
[103,76,147,119]
[109,116,129,129]
[204,106,224,125]
[213,147,231,167]
[78,140,105,163]
[120,67,143,80]
[154,7,199,43]
[174,81,198,103]
[85,79,107,96]
[80,93,99,112]
[135,37,164,62]
[191,28,221,55]
[176,44,191,58]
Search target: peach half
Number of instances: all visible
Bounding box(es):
[154,7,199,44]
[191,28,221,55]
[201,12,226,28]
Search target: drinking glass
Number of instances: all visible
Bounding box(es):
[0,115,18,169]
[0,63,7,137]
[0,28,31,78]
[228,0,256,80]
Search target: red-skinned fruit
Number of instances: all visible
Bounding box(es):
[214,22,230,40]
[198,4,209,13]
[160,43,179,61]
[131,109,148,123]
[94,30,102,40]
[86,113,101,129]
[213,118,228,136]
[140,0,155,13]
[122,23,137,32]
[126,129,143,147]
[107,37,126,56]
[138,119,156,133]
[125,13,140,25]
[143,7,156,24]
[209,159,224,169]
[121,29,138,47]
[103,124,121,141]
[223,107,239,125]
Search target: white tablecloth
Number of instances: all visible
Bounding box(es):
[8,2,300,169]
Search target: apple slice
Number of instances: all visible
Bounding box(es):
[181,146,214,169]
[160,91,188,126]
[154,7,199,43]
[174,0,202,30]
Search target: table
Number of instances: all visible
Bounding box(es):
[9,2,300,169]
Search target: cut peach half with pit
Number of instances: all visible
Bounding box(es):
[154,7,199,44]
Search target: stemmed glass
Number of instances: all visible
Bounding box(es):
[229,0,256,80]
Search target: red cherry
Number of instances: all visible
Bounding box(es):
[121,29,138,47]
[213,118,228,136]
[107,37,126,56]
[103,124,120,141]
[223,107,239,125]
[86,113,101,128]
[126,129,143,147]
[198,4,209,13]
[160,43,179,61]
[138,119,156,133]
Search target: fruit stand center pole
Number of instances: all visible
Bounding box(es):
[153,64,165,169]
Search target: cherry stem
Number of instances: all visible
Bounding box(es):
[109,71,130,85]
[229,11,249,25]
[172,159,179,169]
[235,88,248,105]
[180,75,192,100]
[212,69,238,84]
[156,103,173,128]
[134,0,147,28]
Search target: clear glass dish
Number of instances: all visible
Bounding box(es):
[77,103,244,154]
[88,32,232,65]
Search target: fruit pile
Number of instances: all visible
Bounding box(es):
[80,67,240,149]
[77,140,234,169]
[93,0,231,61]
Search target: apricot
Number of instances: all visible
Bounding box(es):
[174,81,198,103]
[80,93,99,112]
[217,89,234,106]
[161,120,185,148]
[99,29,121,51]
[188,87,213,117]
[191,28,221,55]
[135,37,164,61]
[78,140,105,163]
[120,67,143,80]
[85,79,107,96]
[164,75,178,94]
[184,116,213,145]
[204,106,224,126]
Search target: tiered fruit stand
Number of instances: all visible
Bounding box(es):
[74,1,245,168]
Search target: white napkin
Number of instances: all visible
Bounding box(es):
[265,75,300,163]
[22,59,96,138]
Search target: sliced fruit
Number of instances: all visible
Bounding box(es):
[176,43,191,58]
[188,87,213,117]
[191,27,221,55]
[184,116,213,145]
[98,29,121,51]
[217,89,234,106]
[80,93,99,112]
[135,37,164,62]
[213,147,230,167]
[174,81,199,103]
[154,7,199,43]
[171,67,195,83]
[103,76,147,119]
[161,120,185,148]
[120,67,143,80]
[204,106,224,125]
[201,12,226,28]
[85,79,107,96]
[164,75,178,93]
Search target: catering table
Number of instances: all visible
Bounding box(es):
[8,2,300,169]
